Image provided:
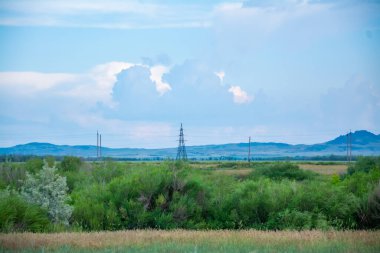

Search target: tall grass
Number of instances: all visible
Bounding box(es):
[1,230,379,252]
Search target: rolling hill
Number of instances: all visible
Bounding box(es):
[0,130,379,159]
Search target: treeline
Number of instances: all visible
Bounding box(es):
[0,157,379,232]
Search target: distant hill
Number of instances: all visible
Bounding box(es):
[326,130,380,145]
[0,130,379,159]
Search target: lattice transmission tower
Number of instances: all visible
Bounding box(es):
[176,123,188,160]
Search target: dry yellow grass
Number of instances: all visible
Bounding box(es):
[1,230,379,250]
[298,164,348,175]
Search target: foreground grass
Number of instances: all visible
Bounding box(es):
[1,230,379,253]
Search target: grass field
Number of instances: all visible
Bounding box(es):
[297,164,348,175]
[187,161,349,177]
[1,230,379,253]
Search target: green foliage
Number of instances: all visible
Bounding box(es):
[91,161,125,184]
[251,162,316,181]
[267,209,329,230]
[342,169,380,198]
[347,156,380,175]
[365,183,380,228]
[21,165,73,225]
[45,156,56,167]
[340,157,380,229]
[71,184,120,231]
[0,189,49,232]
[59,156,82,172]
[290,181,359,229]
[1,158,380,232]
[356,182,380,228]
[25,157,44,174]
[0,162,26,190]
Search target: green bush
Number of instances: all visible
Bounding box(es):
[60,156,82,172]
[45,156,56,167]
[251,162,316,181]
[267,209,329,230]
[1,159,379,231]
[21,165,73,225]
[71,184,120,231]
[25,157,44,174]
[0,162,26,190]
[0,190,49,232]
[356,182,380,228]
[290,181,359,229]
[347,156,380,175]
[92,161,125,184]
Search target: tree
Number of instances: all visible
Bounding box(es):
[60,156,82,172]
[21,165,73,225]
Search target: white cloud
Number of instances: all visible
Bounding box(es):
[0,62,174,110]
[228,85,253,104]
[0,72,77,96]
[214,71,225,84]
[0,0,212,29]
[149,65,172,95]
[0,62,156,107]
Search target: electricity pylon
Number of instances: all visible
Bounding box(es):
[176,123,187,160]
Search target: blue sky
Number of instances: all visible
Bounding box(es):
[0,0,379,148]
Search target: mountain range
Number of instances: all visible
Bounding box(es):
[0,130,379,159]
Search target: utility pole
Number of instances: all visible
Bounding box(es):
[349,130,352,163]
[346,130,353,164]
[97,130,99,158]
[346,132,349,164]
[176,123,187,160]
[100,134,102,159]
[248,136,251,164]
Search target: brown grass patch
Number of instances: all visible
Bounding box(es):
[298,164,348,175]
[1,230,379,250]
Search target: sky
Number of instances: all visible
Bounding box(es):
[0,0,379,148]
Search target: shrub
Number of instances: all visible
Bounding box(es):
[290,181,359,229]
[21,165,73,225]
[0,190,49,232]
[343,169,380,198]
[267,209,330,230]
[347,156,380,175]
[92,161,125,184]
[60,156,82,172]
[228,179,296,228]
[0,162,26,190]
[25,157,44,174]
[71,184,120,231]
[45,156,56,167]
[251,163,316,181]
[357,182,380,228]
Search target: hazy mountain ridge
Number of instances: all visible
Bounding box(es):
[1,130,379,159]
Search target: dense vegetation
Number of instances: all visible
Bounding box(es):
[0,157,379,232]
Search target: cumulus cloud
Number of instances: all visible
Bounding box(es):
[228,85,253,104]
[0,61,173,108]
[149,65,172,95]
